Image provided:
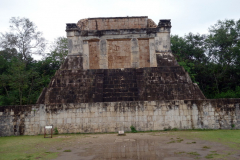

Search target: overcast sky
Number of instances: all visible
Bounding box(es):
[0,0,240,50]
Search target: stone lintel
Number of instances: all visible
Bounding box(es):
[66,27,160,36]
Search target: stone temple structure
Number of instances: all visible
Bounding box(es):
[37,16,205,104]
[1,17,240,136]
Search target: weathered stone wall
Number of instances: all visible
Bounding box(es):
[1,99,240,136]
[66,17,171,70]
[37,66,205,104]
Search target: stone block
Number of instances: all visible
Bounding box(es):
[147,115,152,122]
[102,117,108,123]
[102,112,107,117]
[209,112,214,116]
[143,110,148,116]
[110,107,114,112]
[119,116,124,122]
[192,109,198,116]
[67,31,74,37]
[182,105,188,110]
[40,121,46,126]
[71,113,76,118]
[106,112,111,117]
[67,118,71,123]
[148,111,154,116]
[183,109,188,116]
[153,110,159,116]
[161,106,168,111]
[150,101,157,106]
[88,112,95,117]
[57,119,63,124]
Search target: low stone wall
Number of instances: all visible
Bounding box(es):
[1,99,240,136]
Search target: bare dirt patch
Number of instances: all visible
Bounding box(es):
[51,131,240,160]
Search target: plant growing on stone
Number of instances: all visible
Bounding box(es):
[63,150,71,152]
[130,125,137,133]
[54,127,59,135]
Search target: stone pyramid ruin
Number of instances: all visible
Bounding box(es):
[37,16,205,104]
[2,17,240,137]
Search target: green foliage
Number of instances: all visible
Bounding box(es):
[203,146,211,149]
[171,19,240,99]
[0,33,67,105]
[172,128,178,131]
[54,127,59,135]
[49,36,68,65]
[63,150,71,152]
[178,61,197,83]
[171,33,207,84]
[213,86,240,98]
[187,152,200,156]
[130,125,137,133]
[205,153,219,159]
[0,54,56,105]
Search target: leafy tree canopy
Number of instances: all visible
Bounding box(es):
[0,17,46,61]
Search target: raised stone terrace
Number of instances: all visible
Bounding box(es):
[37,16,205,104]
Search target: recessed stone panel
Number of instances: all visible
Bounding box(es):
[138,39,150,68]
[89,41,100,69]
[107,40,131,69]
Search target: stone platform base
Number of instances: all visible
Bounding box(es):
[1,99,240,136]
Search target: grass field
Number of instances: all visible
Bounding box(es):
[0,135,68,160]
[170,129,240,149]
[0,130,240,160]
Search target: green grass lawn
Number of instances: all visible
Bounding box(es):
[0,135,68,160]
[170,129,240,149]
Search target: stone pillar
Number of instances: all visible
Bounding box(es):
[155,19,172,67]
[155,20,171,53]
[99,39,108,69]
[155,33,171,52]
[82,40,89,69]
[131,38,139,68]
[67,32,83,56]
[149,38,157,67]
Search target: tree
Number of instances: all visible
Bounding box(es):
[171,19,240,99]
[48,36,68,66]
[171,33,207,63]
[0,17,46,61]
[40,36,68,76]
[206,19,240,66]
[171,33,207,83]
[0,36,67,105]
[205,19,240,95]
